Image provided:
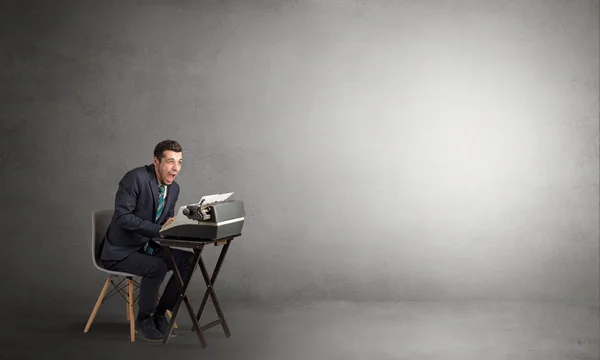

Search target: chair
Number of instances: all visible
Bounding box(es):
[83,209,177,342]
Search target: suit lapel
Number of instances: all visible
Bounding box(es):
[162,189,174,220]
[148,166,160,221]
[149,177,159,218]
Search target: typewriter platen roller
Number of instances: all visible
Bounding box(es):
[159,200,245,240]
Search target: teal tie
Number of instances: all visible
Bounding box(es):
[155,185,166,222]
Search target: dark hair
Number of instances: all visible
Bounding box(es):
[154,140,183,160]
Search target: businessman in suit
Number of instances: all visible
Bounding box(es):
[100,139,194,341]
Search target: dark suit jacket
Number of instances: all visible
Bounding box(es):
[100,164,180,261]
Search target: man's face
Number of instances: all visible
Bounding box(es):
[153,150,183,185]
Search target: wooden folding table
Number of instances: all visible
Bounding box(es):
[154,234,240,348]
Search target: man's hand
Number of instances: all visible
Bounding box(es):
[162,217,176,228]
[159,217,176,238]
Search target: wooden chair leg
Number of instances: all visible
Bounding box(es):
[166,310,178,328]
[128,278,135,342]
[84,276,112,333]
[158,292,178,328]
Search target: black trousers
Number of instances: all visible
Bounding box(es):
[103,246,194,316]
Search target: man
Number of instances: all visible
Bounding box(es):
[100,139,194,341]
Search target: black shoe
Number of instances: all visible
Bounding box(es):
[135,317,163,341]
[153,314,177,337]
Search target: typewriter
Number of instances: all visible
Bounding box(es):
[159,193,245,241]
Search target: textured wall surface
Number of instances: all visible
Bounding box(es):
[1,0,598,308]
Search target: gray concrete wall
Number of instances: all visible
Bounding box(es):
[1,0,598,308]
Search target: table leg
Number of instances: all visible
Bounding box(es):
[193,240,232,337]
[162,246,207,347]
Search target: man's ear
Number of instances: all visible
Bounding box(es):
[153,156,159,166]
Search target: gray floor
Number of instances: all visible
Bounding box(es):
[2,300,598,360]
